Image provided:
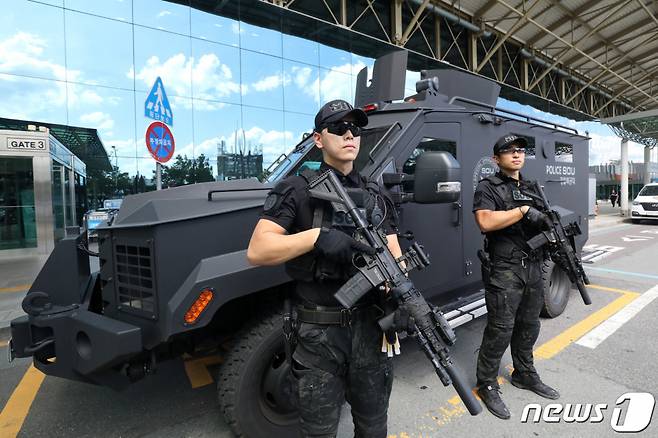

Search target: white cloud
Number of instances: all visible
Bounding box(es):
[0,32,76,82]
[131,52,241,110]
[80,111,115,132]
[252,74,288,92]
[588,133,645,165]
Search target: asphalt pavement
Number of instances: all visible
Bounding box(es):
[1,211,657,437]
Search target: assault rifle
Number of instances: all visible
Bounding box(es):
[307,170,482,416]
[526,182,592,305]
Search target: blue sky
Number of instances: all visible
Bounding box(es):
[0,0,655,179]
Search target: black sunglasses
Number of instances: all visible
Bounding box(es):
[321,121,362,137]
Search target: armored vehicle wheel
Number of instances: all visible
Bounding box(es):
[218,311,299,437]
[540,260,571,318]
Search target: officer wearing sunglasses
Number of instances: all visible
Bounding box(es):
[248,99,402,437]
[472,134,559,420]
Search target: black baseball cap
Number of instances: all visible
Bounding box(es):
[493,134,528,155]
[314,99,368,132]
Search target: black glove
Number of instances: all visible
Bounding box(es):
[523,206,551,230]
[314,228,376,263]
[391,305,416,334]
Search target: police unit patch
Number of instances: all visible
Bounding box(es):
[512,189,533,201]
[263,193,279,212]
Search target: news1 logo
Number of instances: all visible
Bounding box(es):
[521,392,655,433]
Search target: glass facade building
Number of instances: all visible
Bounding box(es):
[0,0,420,184]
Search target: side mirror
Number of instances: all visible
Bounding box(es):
[413,151,461,204]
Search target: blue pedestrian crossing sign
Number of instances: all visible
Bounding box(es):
[144,76,173,126]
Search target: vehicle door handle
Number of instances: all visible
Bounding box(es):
[452,202,462,226]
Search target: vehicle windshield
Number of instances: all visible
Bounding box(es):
[265,125,394,183]
[638,185,658,196]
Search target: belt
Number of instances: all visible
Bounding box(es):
[296,304,383,327]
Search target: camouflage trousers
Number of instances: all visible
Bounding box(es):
[476,257,544,387]
[292,307,393,438]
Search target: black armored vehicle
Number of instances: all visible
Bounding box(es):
[9,51,590,437]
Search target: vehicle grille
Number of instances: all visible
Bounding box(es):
[641,202,658,211]
[114,243,157,318]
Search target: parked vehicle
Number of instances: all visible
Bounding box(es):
[83,199,123,239]
[631,183,658,223]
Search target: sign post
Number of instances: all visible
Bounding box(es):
[145,121,175,190]
[144,77,174,190]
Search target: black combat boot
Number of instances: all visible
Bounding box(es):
[477,384,511,420]
[511,372,560,400]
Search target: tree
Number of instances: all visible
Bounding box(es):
[157,154,215,187]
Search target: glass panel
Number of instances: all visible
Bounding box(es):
[319,67,352,104]
[319,44,351,72]
[0,157,37,250]
[191,39,241,105]
[284,112,313,150]
[64,0,132,22]
[191,8,239,47]
[0,74,68,124]
[283,60,320,115]
[134,0,191,35]
[133,25,192,96]
[193,101,241,181]
[282,33,319,65]
[239,21,282,57]
[0,2,65,81]
[75,173,87,225]
[241,51,284,110]
[51,162,65,242]
[65,10,134,89]
[67,84,136,159]
[242,107,284,170]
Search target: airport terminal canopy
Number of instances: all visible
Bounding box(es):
[601,110,658,148]
[0,117,112,172]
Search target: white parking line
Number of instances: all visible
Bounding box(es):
[576,284,658,349]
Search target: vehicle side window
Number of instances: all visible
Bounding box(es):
[555,142,574,163]
[402,137,456,190]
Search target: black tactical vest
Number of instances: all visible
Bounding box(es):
[481,173,542,256]
[284,168,384,283]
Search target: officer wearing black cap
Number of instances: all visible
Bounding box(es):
[472,134,559,420]
[247,99,402,437]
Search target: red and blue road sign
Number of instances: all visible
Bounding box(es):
[145,121,175,163]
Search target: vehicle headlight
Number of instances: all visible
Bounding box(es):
[632,201,640,205]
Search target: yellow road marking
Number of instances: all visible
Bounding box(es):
[183,355,223,388]
[0,365,45,437]
[534,285,639,359]
[0,284,30,294]
[425,283,641,429]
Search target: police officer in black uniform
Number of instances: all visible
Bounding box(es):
[472,134,560,420]
[247,99,403,437]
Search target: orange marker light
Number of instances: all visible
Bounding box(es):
[184,289,214,324]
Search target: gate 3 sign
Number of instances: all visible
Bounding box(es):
[145,122,175,163]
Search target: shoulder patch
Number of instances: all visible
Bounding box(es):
[263,193,279,212]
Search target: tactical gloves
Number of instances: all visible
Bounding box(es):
[522,206,552,230]
[314,228,376,263]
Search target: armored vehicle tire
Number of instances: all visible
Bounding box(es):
[217,311,298,437]
[541,260,571,318]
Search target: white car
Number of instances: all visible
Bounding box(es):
[631,183,658,223]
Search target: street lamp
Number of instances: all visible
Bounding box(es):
[111,145,118,194]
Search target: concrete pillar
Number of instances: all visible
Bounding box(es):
[644,146,651,185]
[621,138,629,216]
